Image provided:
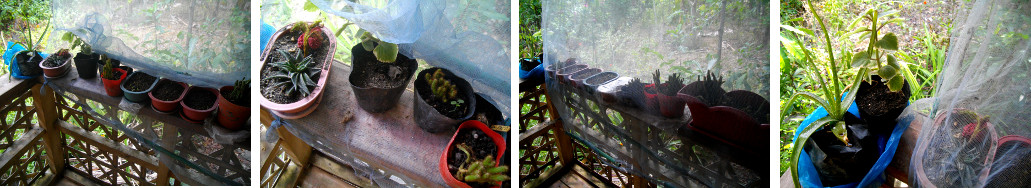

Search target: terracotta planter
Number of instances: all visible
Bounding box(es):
[73,53,99,79]
[39,54,72,78]
[555,64,586,84]
[101,68,127,97]
[568,68,600,90]
[984,135,1031,187]
[259,22,336,118]
[180,86,219,123]
[148,79,187,113]
[349,43,417,113]
[413,68,477,133]
[683,95,765,151]
[913,108,998,188]
[217,86,250,131]
[440,121,507,188]
[120,72,159,103]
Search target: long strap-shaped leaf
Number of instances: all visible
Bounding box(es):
[791,116,837,188]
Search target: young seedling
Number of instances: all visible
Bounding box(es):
[848,7,909,91]
[426,69,462,106]
[55,49,71,59]
[265,49,320,98]
[454,144,509,185]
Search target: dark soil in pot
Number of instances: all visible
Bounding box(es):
[447,128,498,188]
[584,72,617,86]
[104,70,123,81]
[260,28,330,104]
[519,58,540,71]
[856,75,910,132]
[15,51,43,76]
[805,115,881,186]
[220,88,249,107]
[183,88,217,110]
[984,137,1031,187]
[124,72,157,92]
[41,55,67,68]
[349,43,417,113]
[153,81,185,101]
[414,68,476,133]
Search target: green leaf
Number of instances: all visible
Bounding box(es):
[361,39,376,51]
[791,116,836,188]
[887,54,901,69]
[851,50,870,68]
[374,42,398,63]
[61,32,73,41]
[303,0,318,12]
[831,121,849,145]
[887,76,905,92]
[878,65,898,81]
[876,33,899,50]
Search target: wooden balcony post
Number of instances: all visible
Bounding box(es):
[155,123,177,185]
[31,83,65,174]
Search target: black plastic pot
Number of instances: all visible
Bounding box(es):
[856,75,911,133]
[74,53,100,79]
[805,114,881,186]
[413,68,476,133]
[15,51,43,77]
[472,92,504,126]
[349,44,418,113]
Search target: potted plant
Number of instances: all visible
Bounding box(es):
[259,21,335,119]
[646,70,687,118]
[413,68,476,133]
[785,1,877,186]
[12,19,49,78]
[100,59,127,97]
[583,71,618,94]
[679,71,768,152]
[567,67,600,90]
[217,79,250,130]
[61,31,101,79]
[848,8,912,132]
[180,86,218,123]
[149,78,187,114]
[120,71,159,103]
[440,121,509,188]
[348,29,417,113]
[554,64,586,84]
[616,78,648,109]
[40,49,72,78]
[912,109,997,188]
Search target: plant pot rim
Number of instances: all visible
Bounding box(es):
[39,53,71,69]
[102,68,127,81]
[181,86,219,112]
[120,71,160,95]
[348,43,418,90]
[219,85,251,108]
[439,120,507,188]
[913,108,999,188]
[149,78,189,103]
[584,72,618,86]
[259,22,336,113]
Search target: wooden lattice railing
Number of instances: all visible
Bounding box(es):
[0,79,49,185]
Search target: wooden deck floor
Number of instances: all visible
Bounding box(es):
[547,164,613,188]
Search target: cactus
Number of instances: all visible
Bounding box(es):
[425,69,460,103]
[651,70,686,96]
[227,78,250,102]
[454,144,509,185]
[101,58,118,80]
[264,49,320,98]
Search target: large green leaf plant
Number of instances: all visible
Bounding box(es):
[848,7,907,91]
[781,1,869,187]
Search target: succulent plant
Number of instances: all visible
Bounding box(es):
[695,71,727,106]
[426,69,460,103]
[227,78,250,102]
[651,70,686,96]
[101,58,118,80]
[292,20,324,55]
[264,49,320,98]
[454,144,509,185]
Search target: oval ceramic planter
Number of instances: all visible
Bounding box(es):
[913,108,998,188]
[149,79,188,114]
[567,68,600,90]
[217,86,250,131]
[555,64,586,84]
[413,68,476,133]
[120,72,159,103]
[349,43,418,113]
[258,22,336,119]
[180,86,219,123]
[101,68,127,97]
[39,54,72,78]
[440,121,507,188]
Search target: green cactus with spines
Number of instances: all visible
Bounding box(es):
[426,69,460,104]
[101,58,118,80]
[227,78,250,102]
[454,144,509,185]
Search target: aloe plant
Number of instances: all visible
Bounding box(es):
[454,144,509,185]
[264,49,320,98]
[781,1,871,187]
[848,7,908,91]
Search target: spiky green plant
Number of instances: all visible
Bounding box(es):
[101,58,117,80]
[425,69,460,104]
[651,70,686,96]
[227,78,250,103]
[454,144,509,185]
[265,49,320,98]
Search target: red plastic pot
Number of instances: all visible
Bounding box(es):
[440,121,507,188]
[259,22,336,118]
[40,54,72,78]
[217,86,250,131]
[148,79,188,113]
[180,86,219,123]
[101,68,127,97]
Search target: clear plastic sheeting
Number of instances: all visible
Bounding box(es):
[48,0,251,88]
[309,0,511,113]
[904,0,1031,187]
[542,0,769,187]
